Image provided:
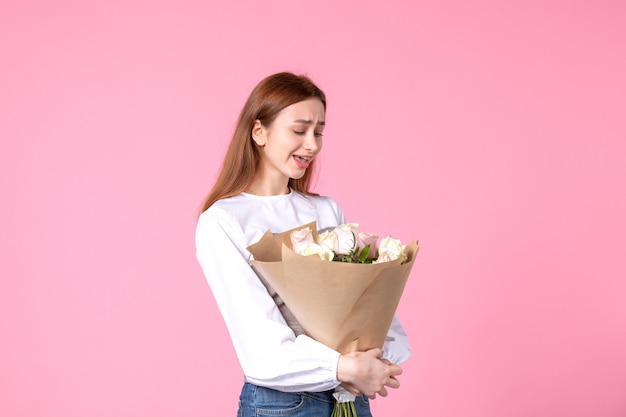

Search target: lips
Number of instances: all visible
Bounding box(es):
[293,155,312,169]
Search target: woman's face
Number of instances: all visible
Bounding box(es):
[252,98,325,191]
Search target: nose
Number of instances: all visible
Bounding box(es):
[303,131,320,153]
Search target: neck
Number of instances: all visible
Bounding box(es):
[245,178,290,196]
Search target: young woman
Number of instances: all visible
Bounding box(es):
[196,72,411,416]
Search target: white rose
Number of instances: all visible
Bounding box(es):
[374,236,406,264]
[290,227,315,254]
[316,229,338,253]
[300,243,335,261]
[334,223,359,255]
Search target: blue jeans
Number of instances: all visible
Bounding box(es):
[237,382,373,417]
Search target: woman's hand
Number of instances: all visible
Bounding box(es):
[337,348,402,398]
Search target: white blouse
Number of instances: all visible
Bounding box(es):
[195,190,411,392]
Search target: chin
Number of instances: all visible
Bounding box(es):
[290,173,306,181]
[288,170,307,180]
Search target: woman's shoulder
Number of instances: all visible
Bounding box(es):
[197,194,246,228]
[198,192,279,231]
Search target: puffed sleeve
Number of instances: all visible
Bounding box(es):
[381,315,412,364]
[196,207,342,392]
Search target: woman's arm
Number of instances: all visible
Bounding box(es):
[196,208,341,392]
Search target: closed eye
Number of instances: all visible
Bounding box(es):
[292,130,323,137]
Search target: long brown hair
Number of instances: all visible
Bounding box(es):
[200,72,327,213]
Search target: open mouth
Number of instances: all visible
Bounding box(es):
[293,155,312,168]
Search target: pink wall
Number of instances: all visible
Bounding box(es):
[2,1,625,416]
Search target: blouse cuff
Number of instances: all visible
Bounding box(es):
[295,335,341,385]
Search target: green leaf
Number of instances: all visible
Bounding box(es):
[358,245,370,263]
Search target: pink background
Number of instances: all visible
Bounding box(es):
[1,1,625,416]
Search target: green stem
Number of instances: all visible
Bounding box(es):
[332,401,357,417]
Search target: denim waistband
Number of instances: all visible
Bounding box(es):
[242,379,336,402]
[238,382,372,417]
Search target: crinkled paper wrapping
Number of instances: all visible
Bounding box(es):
[247,221,419,354]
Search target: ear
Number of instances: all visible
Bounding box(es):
[251,119,267,146]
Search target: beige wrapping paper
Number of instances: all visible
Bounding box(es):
[247,222,419,354]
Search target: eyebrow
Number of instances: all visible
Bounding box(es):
[293,119,325,126]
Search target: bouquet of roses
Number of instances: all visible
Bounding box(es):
[290,222,408,264]
[247,222,419,417]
